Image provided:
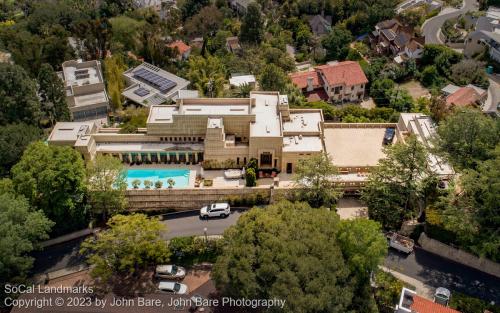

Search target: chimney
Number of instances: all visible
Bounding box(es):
[306,77,314,92]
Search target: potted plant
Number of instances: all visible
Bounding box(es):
[132,179,141,189]
[144,180,153,189]
[155,181,163,189]
[167,178,175,188]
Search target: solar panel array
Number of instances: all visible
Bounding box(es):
[134,87,150,97]
[133,68,177,93]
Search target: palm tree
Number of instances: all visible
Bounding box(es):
[233,83,253,98]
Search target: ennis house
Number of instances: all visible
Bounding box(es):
[48,92,324,174]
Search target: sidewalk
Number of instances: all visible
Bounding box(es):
[379,265,435,299]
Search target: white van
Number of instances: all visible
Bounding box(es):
[200,203,230,218]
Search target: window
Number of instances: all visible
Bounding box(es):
[260,152,272,166]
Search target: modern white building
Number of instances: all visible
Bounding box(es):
[59,59,110,121]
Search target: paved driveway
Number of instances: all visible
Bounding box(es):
[422,0,478,44]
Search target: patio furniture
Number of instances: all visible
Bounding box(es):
[224,169,241,179]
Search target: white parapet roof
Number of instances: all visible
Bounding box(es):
[283,112,322,134]
[250,93,282,137]
[283,135,323,152]
[48,121,95,143]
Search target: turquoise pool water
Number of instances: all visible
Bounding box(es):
[126,169,190,189]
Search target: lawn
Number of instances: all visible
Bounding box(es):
[398,80,431,100]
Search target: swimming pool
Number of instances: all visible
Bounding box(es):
[126,169,190,189]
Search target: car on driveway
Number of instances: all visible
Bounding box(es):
[200,203,230,218]
[158,281,189,294]
[383,127,395,145]
[155,265,186,280]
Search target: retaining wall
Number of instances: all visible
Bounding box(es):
[418,233,500,278]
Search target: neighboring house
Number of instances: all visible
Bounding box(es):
[289,61,368,103]
[464,30,500,62]
[396,0,441,14]
[397,113,454,178]
[395,288,460,313]
[168,40,191,60]
[369,19,424,62]
[122,62,190,106]
[308,15,332,37]
[48,92,325,175]
[226,36,242,54]
[59,59,110,121]
[444,85,487,107]
[228,0,254,14]
[229,74,256,88]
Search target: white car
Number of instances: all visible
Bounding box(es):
[155,265,186,280]
[200,203,230,218]
[158,281,188,294]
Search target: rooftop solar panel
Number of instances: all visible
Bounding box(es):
[134,87,150,97]
[132,67,177,93]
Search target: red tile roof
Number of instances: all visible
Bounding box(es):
[289,71,322,89]
[168,40,191,55]
[446,87,483,107]
[305,89,329,102]
[411,295,461,313]
[315,61,368,87]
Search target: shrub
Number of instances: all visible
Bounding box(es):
[245,168,256,187]
[450,292,500,313]
[132,179,141,189]
[167,178,175,188]
[169,236,222,266]
[373,270,406,313]
[203,179,213,187]
[246,158,258,172]
[143,180,153,189]
[155,181,163,189]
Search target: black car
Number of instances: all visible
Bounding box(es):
[383,128,395,145]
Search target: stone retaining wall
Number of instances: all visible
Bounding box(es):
[418,233,500,278]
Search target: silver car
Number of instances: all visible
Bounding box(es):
[155,265,186,280]
[158,281,188,294]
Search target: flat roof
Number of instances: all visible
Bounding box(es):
[324,127,389,167]
[180,104,250,115]
[148,106,178,123]
[250,93,281,137]
[62,62,102,87]
[229,74,256,87]
[73,91,108,107]
[283,136,323,152]
[283,112,322,133]
[48,121,95,142]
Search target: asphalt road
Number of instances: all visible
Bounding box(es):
[32,209,500,303]
[422,0,478,44]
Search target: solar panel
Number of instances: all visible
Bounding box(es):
[132,68,177,93]
[134,87,150,97]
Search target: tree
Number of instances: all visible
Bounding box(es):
[450,59,489,88]
[420,65,443,88]
[80,214,170,281]
[240,2,264,44]
[86,155,127,221]
[232,83,254,98]
[361,135,436,230]
[322,25,353,61]
[187,55,226,98]
[213,201,387,312]
[370,78,395,105]
[388,88,413,112]
[294,153,342,208]
[12,142,87,235]
[37,63,71,125]
[0,192,53,288]
[245,168,256,187]
[180,0,210,20]
[0,63,41,125]
[104,55,127,110]
[0,124,42,177]
[184,5,223,38]
[436,108,499,169]
[109,15,144,53]
[259,64,289,93]
[429,95,451,122]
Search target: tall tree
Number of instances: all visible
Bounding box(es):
[213,201,387,312]
[322,25,353,61]
[12,142,87,235]
[436,108,499,169]
[0,191,53,290]
[294,153,343,208]
[240,2,264,44]
[0,63,41,125]
[361,135,436,230]
[258,64,289,93]
[37,63,71,125]
[184,5,223,38]
[104,54,127,110]
[187,55,226,98]
[0,124,42,177]
[80,214,170,281]
[86,155,127,221]
[180,0,210,20]
[109,15,145,53]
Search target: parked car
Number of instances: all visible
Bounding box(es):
[155,265,186,280]
[158,281,189,294]
[383,127,396,145]
[200,203,230,218]
[387,232,414,254]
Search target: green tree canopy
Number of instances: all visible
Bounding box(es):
[12,142,87,235]
[104,54,127,110]
[109,15,145,53]
[240,2,264,44]
[258,64,289,93]
[293,153,342,208]
[0,63,41,125]
[0,123,42,177]
[321,25,353,61]
[0,191,53,287]
[37,63,71,125]
[370,78,395,105]
[187,55,226,97]
[213,201,387,312]
[362,135,436,230]
[86,155,127,221]
[436,108,499,169]
[80,214,170,281]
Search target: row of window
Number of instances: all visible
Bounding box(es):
[159,136,204,142]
